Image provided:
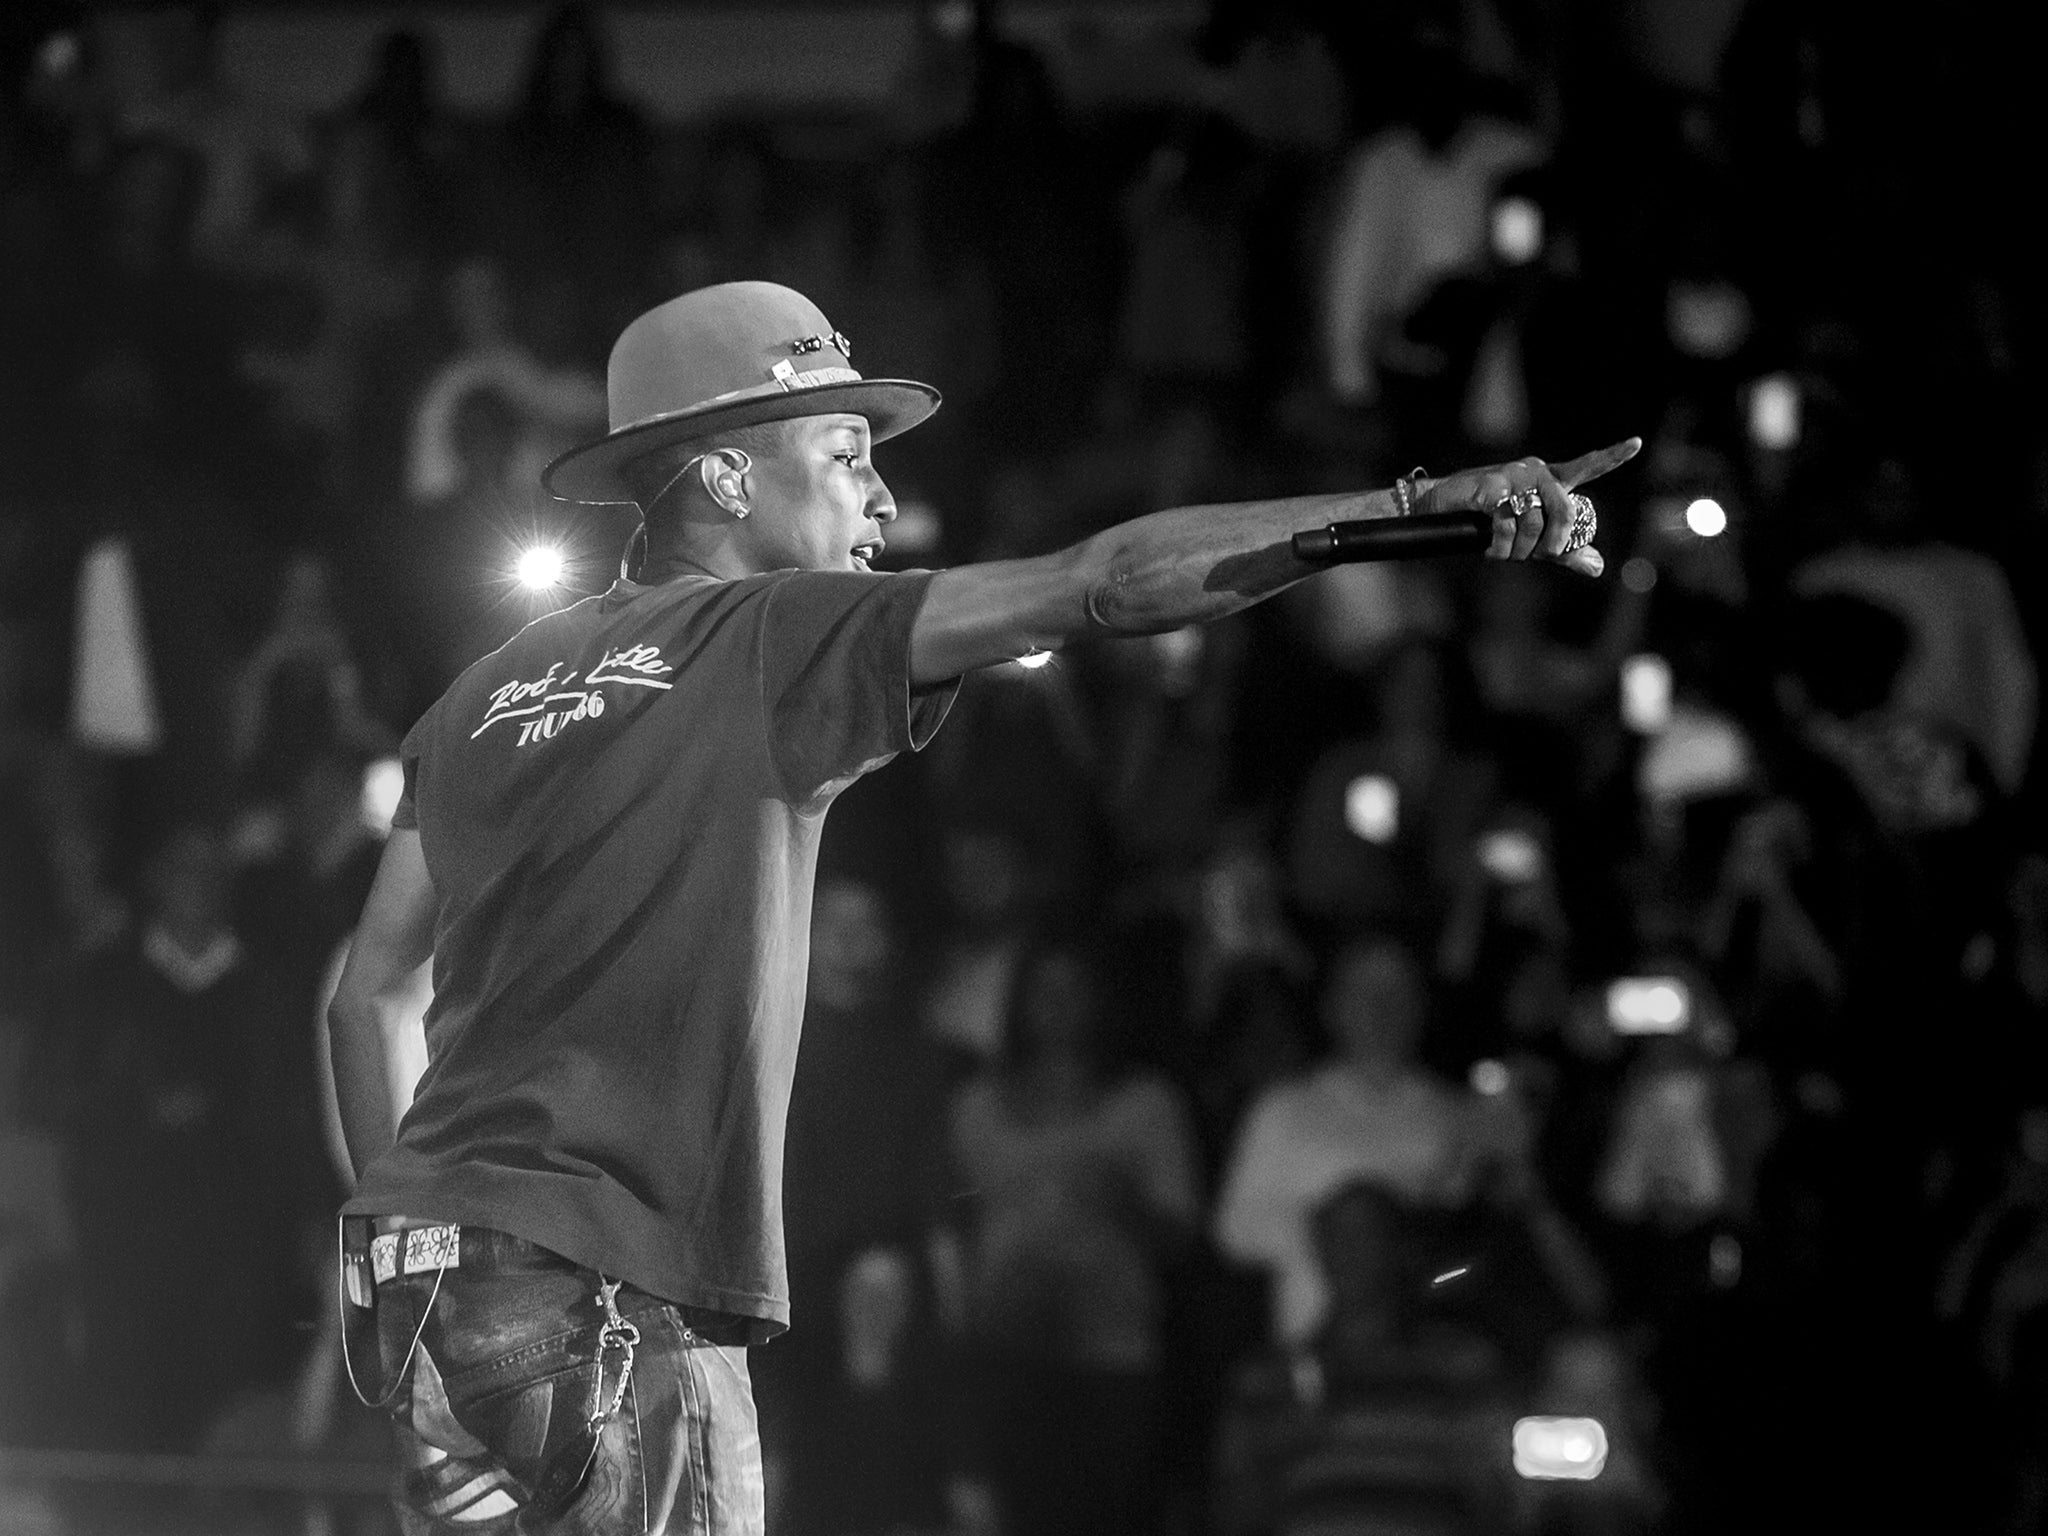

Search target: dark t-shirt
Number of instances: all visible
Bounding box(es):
[343,568,956,1334]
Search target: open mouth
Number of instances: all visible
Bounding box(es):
[851,541,884,570]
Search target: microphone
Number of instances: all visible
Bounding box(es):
[1292,511,1492,564]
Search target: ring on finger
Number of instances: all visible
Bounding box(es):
[1564,492,1598,553]
[1500,486,1543,523]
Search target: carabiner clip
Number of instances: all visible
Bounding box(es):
[589,1277,640,1433]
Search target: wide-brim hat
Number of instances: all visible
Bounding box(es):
[543,281,941,505]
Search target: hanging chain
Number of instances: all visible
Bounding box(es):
[588,1276,641,1433]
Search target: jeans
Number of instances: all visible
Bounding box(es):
[361,1227,764,1535]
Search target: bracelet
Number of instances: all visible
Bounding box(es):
[1391,466,1428,518]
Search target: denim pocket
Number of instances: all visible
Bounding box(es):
[440,1324,615,1514]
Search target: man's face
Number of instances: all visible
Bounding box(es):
[740,414,896,574]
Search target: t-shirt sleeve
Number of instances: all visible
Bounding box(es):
[758,569,959,806]
[390,713,429,832]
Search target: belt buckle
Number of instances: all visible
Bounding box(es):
[344,1246,376,1308]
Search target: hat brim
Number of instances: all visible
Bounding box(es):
[541,378,941,505]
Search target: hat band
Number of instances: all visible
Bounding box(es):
[610,366,864,438]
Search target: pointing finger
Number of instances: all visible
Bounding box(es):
[1535,475,1574,561]
[1551,437,1642,491]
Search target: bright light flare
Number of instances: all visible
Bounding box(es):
[360,756,405,838]
[515,544,567,590]
[1749,373,1802,450]
[1513,1416,1609,1480]
[1710,1232,1743,1288]
[1477,829,1542,884]
[1607,978,1691,1034]
[1491,196,1544,266]
[1683,497,1728,538]
[1469,1059,1510,1097]
[1015,649,1053,670]
[1621,654,1673,735]
[888,498,943,555]
[1344,774,1399,843]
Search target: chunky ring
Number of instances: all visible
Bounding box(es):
[1565,492,1598,553]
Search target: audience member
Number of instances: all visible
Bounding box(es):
[1318,23,1543,437]
[1216,935,1481,1346]
[1796,455,2037,795]
[1699,797,1844,1069]
[51,824,305,1450]
[1938,1106,2048,1536]
[1512,1329,1666,1536]
[1214,1180,1510,1536]
[947,935,1203,1536]
[74,134,252,502]
[759,877,952,1536]
[1433,1093,1611,1384]
[1285,643,1499,941]
[1765,588,2009,1139]
[487,1,654,343]
[0,1013,83,1449]
[232,748,384,1057]
[921,824,1055,1070]
[229,552,392,796]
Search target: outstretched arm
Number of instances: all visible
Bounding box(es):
[328,828,437,1184]
[910,441,1639,685]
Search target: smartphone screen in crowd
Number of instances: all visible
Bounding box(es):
[1477,828,1543,884]
[1605,976,1692,1034]
[1621,654,1673,734]
[1513,1416,1608,1480]
[1491,195,1544,266]
[1344,774,1399,844]
[1748,372,1801,451]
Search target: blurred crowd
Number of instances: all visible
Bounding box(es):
[3,1,2046,1533]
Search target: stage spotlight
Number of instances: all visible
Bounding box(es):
[516,544,567,590]
[1683,497,1728,538]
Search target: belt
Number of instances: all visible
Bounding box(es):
[364,1223,581,1287]
[346,1221,765,1346]
[370,1224,462,1285]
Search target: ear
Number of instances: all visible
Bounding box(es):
[699,447,752,518]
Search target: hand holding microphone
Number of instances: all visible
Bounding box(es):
[1292,438,1642,577]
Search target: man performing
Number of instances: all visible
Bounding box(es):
[329,279,1635,1534]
